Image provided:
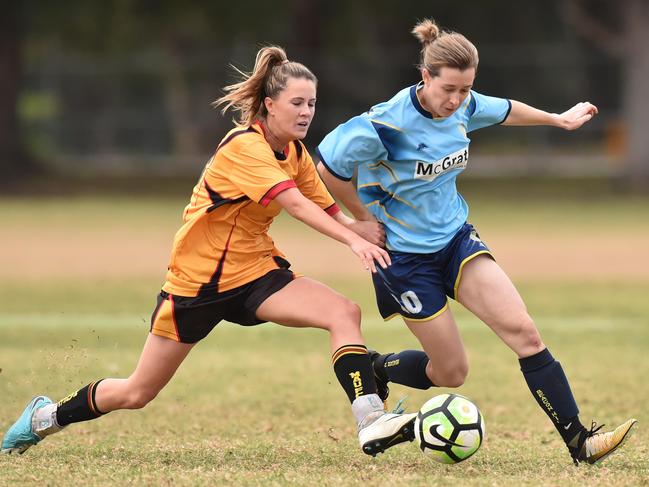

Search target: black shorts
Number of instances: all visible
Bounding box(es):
[150,268,296,343]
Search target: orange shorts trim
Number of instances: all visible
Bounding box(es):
[150,295,181,342]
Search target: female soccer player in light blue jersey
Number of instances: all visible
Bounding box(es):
[317,18,636,465]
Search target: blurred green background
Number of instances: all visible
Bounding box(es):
[2,0,649,188]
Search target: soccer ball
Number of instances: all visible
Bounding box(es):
[414,393,485,464]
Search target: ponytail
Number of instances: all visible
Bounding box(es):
[214,46,317,127]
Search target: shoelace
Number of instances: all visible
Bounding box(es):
[585,421,605,439]
[583,421,607,456]
[391,396,408,415]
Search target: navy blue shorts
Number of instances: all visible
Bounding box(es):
[371,223,493,321]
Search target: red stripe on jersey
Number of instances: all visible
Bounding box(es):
[325,203,341,216]
[260,180,297,207]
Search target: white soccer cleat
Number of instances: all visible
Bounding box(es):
[358,411,417,456]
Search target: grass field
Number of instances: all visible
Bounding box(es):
[1,187,648,486]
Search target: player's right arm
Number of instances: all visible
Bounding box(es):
[274,187,390,272]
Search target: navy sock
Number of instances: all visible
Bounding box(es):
[519,348,585,445]
[377,350,435,389]
[332,344,378,403]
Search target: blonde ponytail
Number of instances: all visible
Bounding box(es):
[214,46,317,127]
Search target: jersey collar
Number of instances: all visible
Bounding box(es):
[409,82,433,119]
[254,120,290,159]
[409,82,450,121]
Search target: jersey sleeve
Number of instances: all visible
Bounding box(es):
[212,136,296,206]
[316,115,387,181]
[466,91,512,132]
[294,146,340,216]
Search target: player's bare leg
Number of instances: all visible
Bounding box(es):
[94,334,194,412]
[2,334,193,454]
[457,254,637,464]
[256,276,417,456]
[404,310,469,388]
[256,276,364,352]
[454,254,544,358]
[367,308,468,410]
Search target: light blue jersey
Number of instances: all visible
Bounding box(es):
[317,83,511,253]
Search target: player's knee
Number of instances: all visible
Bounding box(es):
[437,370,467,388]
[430,360,468,388]
[331,298,361,327]
[447,364,469,387]
[519,316,544,353]
[123,386,158,410]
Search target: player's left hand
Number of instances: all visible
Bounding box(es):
[557,102,598,130]
[349,236,391,272]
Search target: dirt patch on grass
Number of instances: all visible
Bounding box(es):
[3,224,648,281]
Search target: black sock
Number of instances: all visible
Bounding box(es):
[56,380,106,426]
[376,350,435,389]
[519,349,585,446]
[332,344,378,403]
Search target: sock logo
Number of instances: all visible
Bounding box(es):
[385,358,400,368]
[536,389,560,423]
[58,391,78,407]
[349,371,364,398]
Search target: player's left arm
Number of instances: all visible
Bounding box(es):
[502,100,598,131]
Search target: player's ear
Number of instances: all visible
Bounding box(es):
[421,68,431,84]
[264,96,274,116]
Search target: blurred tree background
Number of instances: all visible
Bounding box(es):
[2,0,648,189]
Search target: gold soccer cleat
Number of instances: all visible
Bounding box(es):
[573,418,637,465]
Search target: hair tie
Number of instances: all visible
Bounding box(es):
[281,59,290,65]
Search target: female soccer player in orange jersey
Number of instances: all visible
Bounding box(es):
[2,46,416,457]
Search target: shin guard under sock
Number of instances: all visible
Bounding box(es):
[332,344,378,403]
[56,380,106,426]
[376,350,435,389]
[519,349,585,444]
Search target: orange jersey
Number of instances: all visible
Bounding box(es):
[163,122,339,297]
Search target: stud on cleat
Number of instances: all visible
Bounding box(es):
[358,411,417,456]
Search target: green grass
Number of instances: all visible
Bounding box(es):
[0,286,648,486]
[1,191,648,486]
